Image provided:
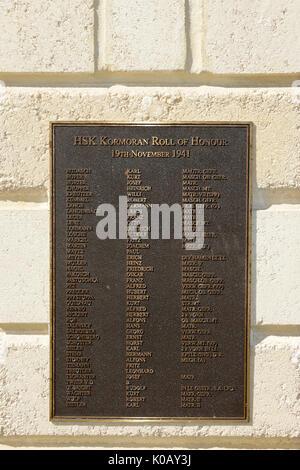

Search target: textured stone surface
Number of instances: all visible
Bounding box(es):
[205,0,300,73]
[0,0,94,72]
[0,334,299,438]
[102,0,186,71]
[253,207,300,325]
[0,87,298,192]
[0,207,49,324]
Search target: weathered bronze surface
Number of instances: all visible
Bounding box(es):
[50,123,252,421]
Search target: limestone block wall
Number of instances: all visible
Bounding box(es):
[0,0,299,450]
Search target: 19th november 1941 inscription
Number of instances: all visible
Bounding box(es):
[50,122,252,421]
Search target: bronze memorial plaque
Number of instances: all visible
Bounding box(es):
[50,122,252,422]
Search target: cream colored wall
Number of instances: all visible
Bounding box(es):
[0,0,299,450]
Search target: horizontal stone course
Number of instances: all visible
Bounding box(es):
[0,87,298,192]
[0,334,299,438]
[0,1,299,74]
[0,206,299,326]
[204,0,300,73]
[0,0,94,72]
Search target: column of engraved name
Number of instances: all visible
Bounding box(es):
[125,169,154,409]
[65,168,99,408]
[180,168,226,409]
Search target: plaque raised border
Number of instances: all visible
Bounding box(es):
[50,122,252,423]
